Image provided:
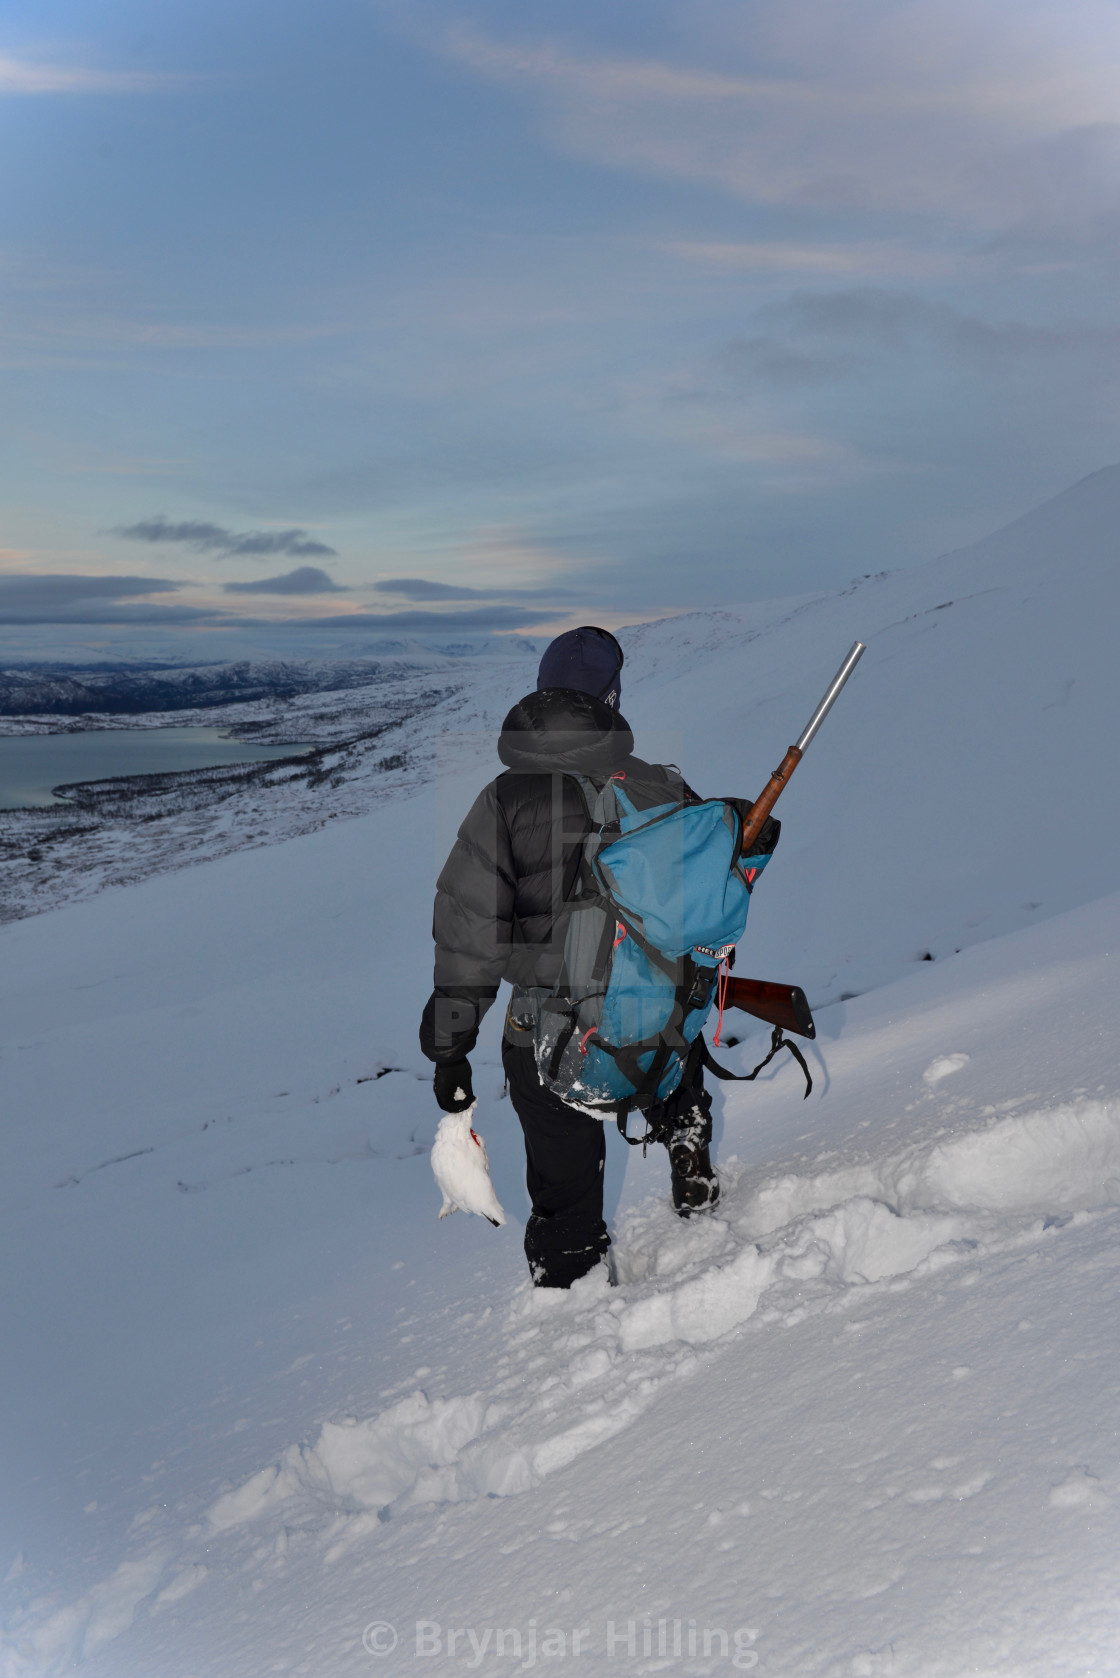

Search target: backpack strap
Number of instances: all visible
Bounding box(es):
[616,1107,650,1148]
[697,1026,813,1099]
[559,771,621,902]
[615,1025,811,1147]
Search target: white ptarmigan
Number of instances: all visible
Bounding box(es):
[430,1107,507,1227]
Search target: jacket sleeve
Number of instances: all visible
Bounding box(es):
[419,780,517,1065]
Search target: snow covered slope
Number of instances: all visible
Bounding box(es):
[615,461,1120,1006]
[1,467,1119,1676]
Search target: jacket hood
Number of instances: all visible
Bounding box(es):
[498,687,634,774]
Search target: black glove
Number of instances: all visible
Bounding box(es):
[434,1060,474,1113]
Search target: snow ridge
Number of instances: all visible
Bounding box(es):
[6,1095,1117,1676]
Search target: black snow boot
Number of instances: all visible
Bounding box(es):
[668,1131,720,1217]
[649,1080,720,1218]
[524,1208,610,1288]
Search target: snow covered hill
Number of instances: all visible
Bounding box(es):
[614,461,1120,1006]
[2,468,1119,1676]
[0,643,543,722]
[0,655,429,721]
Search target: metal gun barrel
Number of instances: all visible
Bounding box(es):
[794,641,866,754]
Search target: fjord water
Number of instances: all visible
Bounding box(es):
[0,726,311,809]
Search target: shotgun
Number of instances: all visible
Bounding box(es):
[724,976,816,1039]
[740,640,866,855]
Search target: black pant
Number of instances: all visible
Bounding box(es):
[503,1041,610,1289]
[502,1040,713,1288]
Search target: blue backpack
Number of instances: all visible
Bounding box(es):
[532,771,779,1115]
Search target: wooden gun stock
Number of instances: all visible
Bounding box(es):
[725,976,816,1039]
[739,745,801,853]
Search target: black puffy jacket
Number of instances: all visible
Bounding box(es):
[418,688,776,1065]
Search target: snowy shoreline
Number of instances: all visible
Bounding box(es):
[0,664,489,925]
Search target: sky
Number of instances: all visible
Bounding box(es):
[4,0,1120,661]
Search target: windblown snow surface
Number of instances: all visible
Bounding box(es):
[3,466,1120,1677]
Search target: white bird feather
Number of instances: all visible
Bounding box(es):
[430,1106,506,1227]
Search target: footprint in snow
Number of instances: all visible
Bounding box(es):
[923,1053,970,1086]
[1048,1468,1110,1512]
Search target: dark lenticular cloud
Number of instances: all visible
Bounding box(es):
[373,577,555,601]
[0,574,182,608]
[0,573,186,622]
[1,605,221,625]
[111,516,337,559]
[0,572,218,625]
[0,573,234,625]
[287,606,567,632]
[375,577,497,601]
[220,529,337,559]
[223,566,346,595]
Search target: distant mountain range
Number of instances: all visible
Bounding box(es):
[0,654,444,717]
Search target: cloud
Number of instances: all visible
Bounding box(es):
[663,240,952,281]
[372,577,551,601]
[0,54,187,95]
[284,606,568,632]
[443,8,1120,229]
[110,517,337,559]
[0,571,219,625]
[0,576,561,633]
[0,573,180,608]
[719,289,1120,387]
[223,567,347,595]
[0,605,218,625]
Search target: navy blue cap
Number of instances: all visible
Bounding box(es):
[536,626,623,709]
